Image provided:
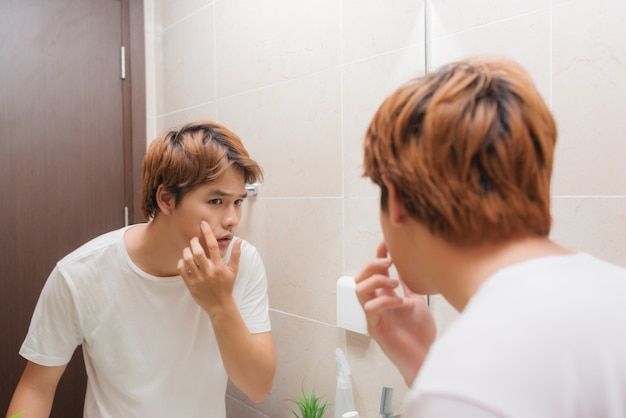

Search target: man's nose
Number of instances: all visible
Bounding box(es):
[222,205,239,228]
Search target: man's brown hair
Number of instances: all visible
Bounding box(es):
[363,57,557,246]
[141,120,263,220]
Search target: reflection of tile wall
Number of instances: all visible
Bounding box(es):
[144,0,626,417]
[550,0,626,269]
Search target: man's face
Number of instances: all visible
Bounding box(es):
[378,190,437,295]
[172,167,247,258]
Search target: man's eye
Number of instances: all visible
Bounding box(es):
[208,199,222,205]
[234,199,244,206]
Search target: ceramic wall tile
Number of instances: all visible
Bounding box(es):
[154,102,217,135]
[158,0,212,30]
[551,197,626,268]
[343,45,426,198]
[215,0,340,98]
[550,0,626,195]
[226,394,270,418]
[344,197,382,276]
[232,311,343,418]
[263,198,343,324]
[218,70,342,198]
[235,196,268,258]
[146,116,157,147]
[428,0,548,39]
[145,31,157,119]
[160,7,215,114]
[428,10,551,102]
[153,30,165,119]
[345,332,409,417]
[145,0,158,144]
[144,0,161,33]
[342,0,425,64]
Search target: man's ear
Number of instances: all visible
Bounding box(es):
[381,176,407,226]
[156,185,175,216]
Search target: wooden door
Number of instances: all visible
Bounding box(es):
[0,0,145,415]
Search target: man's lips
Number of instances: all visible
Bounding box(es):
[216,236,233,246]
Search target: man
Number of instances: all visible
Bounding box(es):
[354,57,626,417]
[7,120,276,417]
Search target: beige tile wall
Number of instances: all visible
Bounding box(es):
[144,0,626,417]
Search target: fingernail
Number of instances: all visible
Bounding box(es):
[201,220,208,228]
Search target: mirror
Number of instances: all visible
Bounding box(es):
[144,1,626,417]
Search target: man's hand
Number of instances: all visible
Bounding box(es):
[177,220,240,317]
[355,241,437,386]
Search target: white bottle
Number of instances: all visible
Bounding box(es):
[335,348,355,418]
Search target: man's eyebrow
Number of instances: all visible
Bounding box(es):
[207,190,248,199]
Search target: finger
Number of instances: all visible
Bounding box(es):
[354,257,393,284]
[375,240,389,259]
[362,293,404,313]
[190,236,209,269]
[356,275,399,296]
[200,220,221,263]
[181,246,198,274]
[226,238,242,275]
[355,274,399,306]
[177,257,192,278]
[354,242,391,285]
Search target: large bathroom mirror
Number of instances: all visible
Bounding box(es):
[144,1,625,417]
[2,0,623,417]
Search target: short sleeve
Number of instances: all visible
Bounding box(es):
[234,241,271,334]
[19,265,83,366]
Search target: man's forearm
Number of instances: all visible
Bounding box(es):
[7,385,55,418]
[7,361,66,418]
[208,300,276,402]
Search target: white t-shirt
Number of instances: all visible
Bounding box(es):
[405,253,626,418]
[20,225,271,418]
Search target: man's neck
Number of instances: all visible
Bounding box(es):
[433,236,572,312]
[124,222,183,277]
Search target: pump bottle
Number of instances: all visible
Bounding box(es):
[335,348,355,418]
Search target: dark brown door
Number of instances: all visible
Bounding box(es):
[0,0,145,415]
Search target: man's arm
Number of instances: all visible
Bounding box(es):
[209,305,276,402]
[355,241,436,386]
[6,361,67,418]
[178,221,276,402]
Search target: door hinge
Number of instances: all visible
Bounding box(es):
[121,46,126,80]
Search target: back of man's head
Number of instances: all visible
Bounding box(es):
[363,57,557,246]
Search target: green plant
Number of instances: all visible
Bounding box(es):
[289,382,331,418]
[9,412,24,418]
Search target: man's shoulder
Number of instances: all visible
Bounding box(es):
[57,227,127,267]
